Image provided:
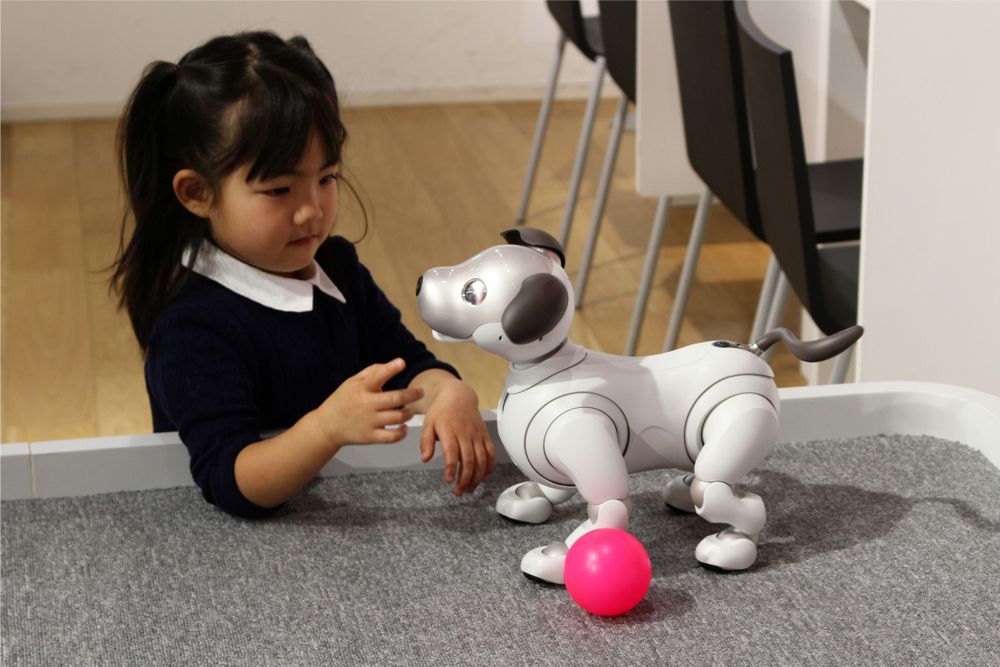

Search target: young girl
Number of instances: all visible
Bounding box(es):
[111,31,495,519]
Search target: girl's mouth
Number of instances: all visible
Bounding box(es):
[289,234,317,247]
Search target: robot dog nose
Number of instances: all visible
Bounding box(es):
[415,275,423,297]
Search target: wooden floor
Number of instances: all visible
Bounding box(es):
[0,99,805,444]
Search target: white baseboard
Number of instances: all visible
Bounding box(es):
[0,412,504,501]
[29,433,192,499]
[1,444,33,499]
[1,102,125,123]
[3,382,997,501]
[341,82,615,108]
[0,83,617,123]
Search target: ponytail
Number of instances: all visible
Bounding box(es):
[111,61,209,350]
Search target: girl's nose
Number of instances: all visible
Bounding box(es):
[293,192,323,226]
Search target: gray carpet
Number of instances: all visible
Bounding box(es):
[3,434,999,666]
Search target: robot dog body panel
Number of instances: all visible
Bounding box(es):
[496,339,779,489]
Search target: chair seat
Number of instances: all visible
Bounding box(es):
[583,15,604,56]
[816,243,859,334]
[808,158,863,243]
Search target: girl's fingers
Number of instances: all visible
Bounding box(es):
[359,358,406,390]
[373,424,407,444]
[441,440,459,485]
[484,434,497,475]
[473,438,489,488]
[454,437,475,494]
[377,387,423,409]
[419,423,436,463]
[375,407,413,427]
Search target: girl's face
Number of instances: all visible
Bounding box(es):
[207,132,339,278]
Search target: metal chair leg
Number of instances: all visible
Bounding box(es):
[516,34,567,224]
[558,55,607,249]
[624,196,672,356]
[751,254,781,341]
[574,93,630,307]
[760,272,790,363]
[662,188,713,352]
[829,345,855,384]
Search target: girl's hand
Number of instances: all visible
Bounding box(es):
[418,378,496,495]
[310,358,424,449]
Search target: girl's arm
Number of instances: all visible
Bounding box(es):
[408,368,496,495]
[234,358,422,508]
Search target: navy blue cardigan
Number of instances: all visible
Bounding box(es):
[146,237,457,518]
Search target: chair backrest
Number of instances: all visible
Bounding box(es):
[668,0,762,240]
[597,0,637,102]
[734,1,822,320]
[546,0,600,62]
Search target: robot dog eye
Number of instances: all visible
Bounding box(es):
[462,279,487,305]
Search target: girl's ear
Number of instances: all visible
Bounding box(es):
[172,170,213,218]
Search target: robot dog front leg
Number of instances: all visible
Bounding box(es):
[519,409,631,584]
[691,393,778,570]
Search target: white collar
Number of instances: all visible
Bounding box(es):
[182,242,346,312]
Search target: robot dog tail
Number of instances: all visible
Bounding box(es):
[751,325,863,362]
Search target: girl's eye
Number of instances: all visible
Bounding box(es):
[321,173,340,186]
[263,187,290,197]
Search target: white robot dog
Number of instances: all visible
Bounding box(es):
[416,228,862,584]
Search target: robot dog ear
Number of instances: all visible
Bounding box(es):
[501,274,569,344]
[500,228,566,268]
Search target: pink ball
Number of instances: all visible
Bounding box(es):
[564,528,652,616]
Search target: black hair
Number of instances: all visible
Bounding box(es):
[111,31,364,350]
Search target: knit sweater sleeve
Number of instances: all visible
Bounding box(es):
[145,303,278,519]
[323,237,459,390]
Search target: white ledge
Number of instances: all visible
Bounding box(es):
[2,381,998,501]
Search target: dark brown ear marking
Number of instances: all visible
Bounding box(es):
[500,228,566,268]
[501,273,569,344]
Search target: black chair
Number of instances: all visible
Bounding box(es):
[624,0,763,354]
[516,0,606,243]
[734,0,860,381]
[626,0,862,362]
[572,0,637,307]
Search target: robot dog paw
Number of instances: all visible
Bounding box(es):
[695,528,758,571]
[663,474,696,513]
[496,482,554,524]
[521,542,568,585]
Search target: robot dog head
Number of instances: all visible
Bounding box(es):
[416,228,574,363]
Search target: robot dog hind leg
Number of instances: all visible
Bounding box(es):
[682,324,861,568]
[690,393,779,571]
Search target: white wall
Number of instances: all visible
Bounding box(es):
[1,0,605,121]
[855,0,1000,396]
